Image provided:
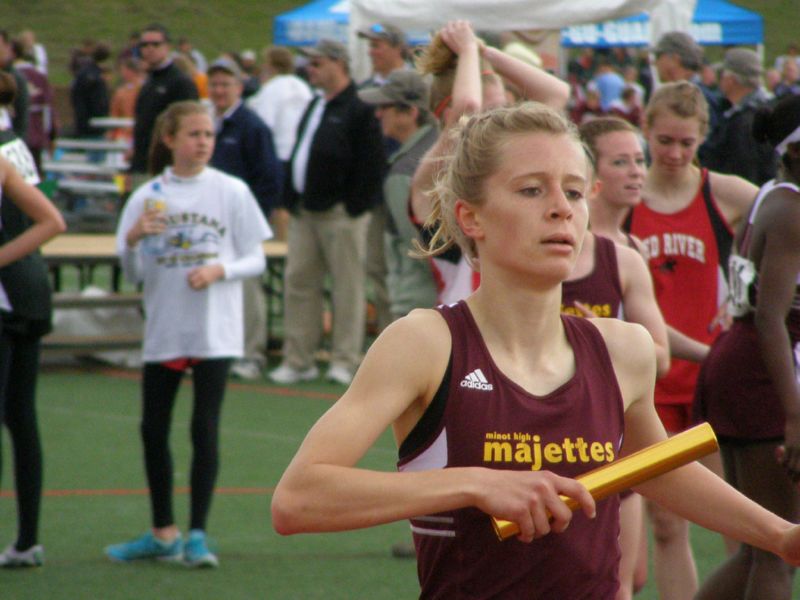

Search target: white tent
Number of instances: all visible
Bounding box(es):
[348,0,665,79]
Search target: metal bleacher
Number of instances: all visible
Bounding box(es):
[43,119,133,233]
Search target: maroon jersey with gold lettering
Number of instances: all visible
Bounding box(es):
[398,301,624,599]
[562,235,623,319]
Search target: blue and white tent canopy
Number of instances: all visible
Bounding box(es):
[274,0,430,47]
[274,0,350,47]
[562,0,763,48]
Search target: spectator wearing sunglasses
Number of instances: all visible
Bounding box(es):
[269,40,385,387]
[130,23,198,175]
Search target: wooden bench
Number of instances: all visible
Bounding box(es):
[40,235,288,354]
[42,291,143,353]
[51,291,142,309]
[41,332,143,354]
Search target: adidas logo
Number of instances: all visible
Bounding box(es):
[460,368,494,391]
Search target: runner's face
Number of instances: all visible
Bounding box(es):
[646,112,702,173]
[593,130,646,208]
[463,132,590,284]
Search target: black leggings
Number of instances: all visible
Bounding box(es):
[0,330,43,551]
[141,358,231,531]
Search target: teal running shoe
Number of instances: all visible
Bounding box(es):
[105,532,183,563]
[183,530,219,568]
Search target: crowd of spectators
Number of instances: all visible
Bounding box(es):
[1,23,797,379]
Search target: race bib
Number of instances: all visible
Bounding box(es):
[0,138,40,185]
[728,253,756,317]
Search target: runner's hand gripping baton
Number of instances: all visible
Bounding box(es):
[491,422,719,540]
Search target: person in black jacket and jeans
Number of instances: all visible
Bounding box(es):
[269,39,385,387]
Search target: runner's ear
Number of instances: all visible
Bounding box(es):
[454,199,484,241]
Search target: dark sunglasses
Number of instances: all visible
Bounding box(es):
[139,40,165,49]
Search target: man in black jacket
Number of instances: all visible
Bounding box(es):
[703,47,777,186]
[269,39,385,387]
[130,24,198,174]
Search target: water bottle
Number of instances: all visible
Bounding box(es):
[141,181,167,256]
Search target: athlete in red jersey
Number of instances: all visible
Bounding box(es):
[627,82,757,600]
[272,103,800,600]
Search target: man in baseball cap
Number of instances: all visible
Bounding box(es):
[269,35,385,388]
[357,23,406,48]
[358,70,429,113]
[652,31,704,78]
[651,30,722,154]
[358,23,408,87]
[722,47,763,89]
[355,24,411,336]
[703,47,775,185]
[207,56,243,79]
[207,55,282,381]
[300,39,349,65]
[359,69,439,336]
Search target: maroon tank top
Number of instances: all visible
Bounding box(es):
[695,180,800,440]
[398,301,625,599]
[562,235,623,318]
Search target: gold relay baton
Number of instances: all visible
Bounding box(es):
[491,422,719,540]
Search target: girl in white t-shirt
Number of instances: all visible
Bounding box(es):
[107,101,272,568]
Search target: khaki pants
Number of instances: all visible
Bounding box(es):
[241,275,268,366]
[281,205,369,373]
[365,203,392,333]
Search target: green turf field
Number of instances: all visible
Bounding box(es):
[0,365,417,598]
[2,362,799,598]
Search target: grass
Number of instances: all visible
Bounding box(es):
[2,363,800,598]
[4,0,303,86]
[3,1,800,86]
[1,366,420,599]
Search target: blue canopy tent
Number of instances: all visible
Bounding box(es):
[273,0,350,47]
[273,0,430,48]
[561,0,763,48]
